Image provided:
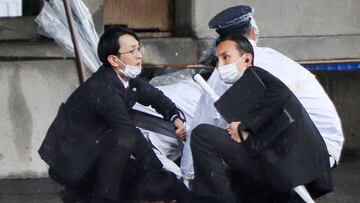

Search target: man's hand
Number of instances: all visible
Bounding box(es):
[174,118,187,140]
[227,121,249,143]
[227,122,241,143]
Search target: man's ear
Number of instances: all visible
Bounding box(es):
[250,27,257,41]
[107,55,120,67]
[243,53,252,64]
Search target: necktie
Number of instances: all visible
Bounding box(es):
[123,87,128,98]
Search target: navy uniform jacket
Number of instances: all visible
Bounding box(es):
[239,66,332,197]
[38,65,180,181]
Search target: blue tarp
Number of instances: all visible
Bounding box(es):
[304,63,360,71]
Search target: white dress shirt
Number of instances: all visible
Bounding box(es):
[132,79,203,182]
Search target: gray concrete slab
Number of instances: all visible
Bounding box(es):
[314,71,360,150]
[142,38,199,65]
[258,35,360,61]
[0,17,39,40]
[0,38,200,65]
[0,41,70,58]
[192,0,360,38]
[317,150,360,203]
[0,60,79,178]
[199,35,360,62]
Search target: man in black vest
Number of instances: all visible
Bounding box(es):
[191,35,332,203]
[38,27,186,203]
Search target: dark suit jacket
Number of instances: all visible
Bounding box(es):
[38,65,180,181]
[238,66,332,197]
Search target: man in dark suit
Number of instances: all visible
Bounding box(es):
[190,34,332,203]
[38,27,186,203]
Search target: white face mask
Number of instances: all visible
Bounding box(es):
[115,58,142,78]
[218,56,245,84]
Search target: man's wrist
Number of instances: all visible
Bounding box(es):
[170,114,180,123]
[237,123,248,142]
[170,109,186,123]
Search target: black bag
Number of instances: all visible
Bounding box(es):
[214,69,294,136]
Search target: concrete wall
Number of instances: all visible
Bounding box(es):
[192,0,360,38]
[0,60,79,178]
[0,17,39,40]
[314,70,360,150]
[190,0,360,61]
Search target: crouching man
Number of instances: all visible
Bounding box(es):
[191,34,332,203]
[38,27,186,203]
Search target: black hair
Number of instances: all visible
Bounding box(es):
[216,34,254,65]
[97,26,140,67]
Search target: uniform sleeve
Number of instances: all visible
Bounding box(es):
[136,79,180,121]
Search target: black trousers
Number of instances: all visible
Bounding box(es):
[191,124,264,203]
[50,127,162,202]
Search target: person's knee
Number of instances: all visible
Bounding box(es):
[191,124,213,144]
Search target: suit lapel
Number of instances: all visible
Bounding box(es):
[102,66,139,109]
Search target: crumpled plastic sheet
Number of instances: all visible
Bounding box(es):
[150,68,210,86]
[35,0,101,72]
